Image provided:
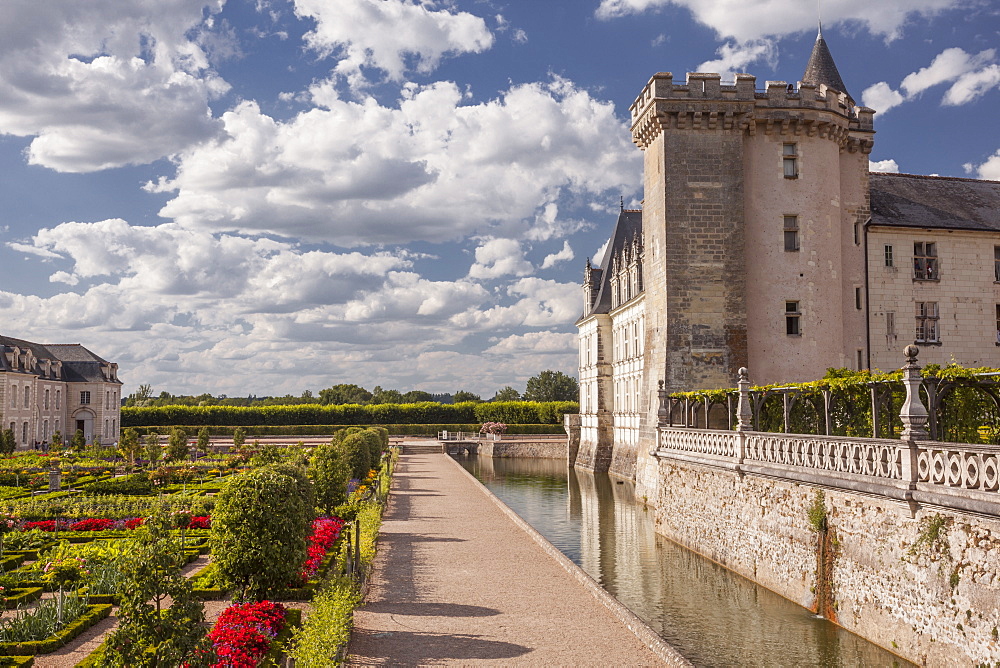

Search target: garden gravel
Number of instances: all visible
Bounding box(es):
[348,450,679,666]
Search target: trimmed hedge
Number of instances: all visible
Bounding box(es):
[123,401,578,428]
[128,423,568,437]
[0,587,43,610]
[0,603,112,655]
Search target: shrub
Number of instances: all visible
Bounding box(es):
[210,464,314,601]
[340,433,374,480]
[165,428,189,462]
[288,577,360,667]
[310,441,351,515]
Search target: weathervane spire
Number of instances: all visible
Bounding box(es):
[620,195,624,212]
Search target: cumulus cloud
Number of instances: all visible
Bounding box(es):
[0,0,229,172]
[697,39,778,75]
[469,239,533,279]
[964,150,1000,181]
[594,0,970,42]
[293,0,493,88]
[3,219,582,396]
[149,77,640,246]
[862,48,999,113]
[484,331,577,355]
[869,159,900,173]
[541,241,574,269]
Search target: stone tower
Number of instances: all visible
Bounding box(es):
[627,34,874,479]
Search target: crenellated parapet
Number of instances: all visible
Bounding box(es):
[630,72,875,153]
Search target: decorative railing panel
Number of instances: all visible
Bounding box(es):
[916,444,1000,491]
[744,434,903,481]
[658,429,739,458]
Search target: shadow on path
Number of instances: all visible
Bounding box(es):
[349,629,530,665]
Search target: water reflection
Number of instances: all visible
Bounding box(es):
[456,455,912,668]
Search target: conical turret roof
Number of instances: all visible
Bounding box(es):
[802,27,852,103]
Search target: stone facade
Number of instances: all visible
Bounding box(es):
[1,336,122,448]
[647,456,1000,665]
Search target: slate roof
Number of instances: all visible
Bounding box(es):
[580,209,642,320]
[802,29,852,103]
[0,336,119,383]
[870,172,1000,232]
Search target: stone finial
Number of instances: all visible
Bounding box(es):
[899,345,929,441]
[657,380,669,427]
[736,367,752,432]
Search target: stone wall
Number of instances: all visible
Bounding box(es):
[649,456,1000,665]
[476,440,567,459]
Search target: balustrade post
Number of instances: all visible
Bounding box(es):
[657,380,669,427]
[703,396,710,429]
[735,367,752,467]
[822,390,832,435]
[868,383,880,439]
[782,391,791,433]
[899,345,929,442]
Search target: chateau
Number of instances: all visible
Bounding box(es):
[577,31,1000,477]
[0,335,122,449]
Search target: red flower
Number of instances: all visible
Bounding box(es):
[209,600,287,668]
[296,517,344,584]
[68,518,115,531]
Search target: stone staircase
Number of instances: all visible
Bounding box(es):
[400,441,445,454]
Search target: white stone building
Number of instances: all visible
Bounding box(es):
[0,335,122,449]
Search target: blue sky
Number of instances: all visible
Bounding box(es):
[1,0,998,398]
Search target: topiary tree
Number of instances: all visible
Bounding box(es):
[196,427,211,457]
[165,427,189,462]
[71,429,86,452]
[210,464,314,601]
[0,429,15,455]
[100,511,213,667]
[250,444,282,467]
[310,440,351,515]
[340,432,373,480]
[50,430,63,451]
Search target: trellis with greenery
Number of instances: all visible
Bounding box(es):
[668,364,1000,444]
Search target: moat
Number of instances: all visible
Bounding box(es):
[454,454,913,667]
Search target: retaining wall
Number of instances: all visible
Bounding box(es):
[646,456,1000,665]
[476,440,567,459]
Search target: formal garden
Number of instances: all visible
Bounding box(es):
[0,425,396,667]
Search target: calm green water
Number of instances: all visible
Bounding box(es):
[455,454,914,668]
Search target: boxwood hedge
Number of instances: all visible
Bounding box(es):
[122,401,578,429]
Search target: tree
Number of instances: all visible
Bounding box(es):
[492,386,521,402]
[71,429,86,452]
[165,427,189,462]
[319,384,373,405]
[523,370,579,402]
[401,390,433,403]
[144,432,161,467]
[196,427,211,457]
[0,429,15,455]
[51,430,63,451]
[118,428,142,467]
[340,432,374,480]
[210,464,314,601]
[125,383,153,408]
[370,386,403,404]
[232,426,246,450]
[309,440,351,515]
[100,512,213,667]
[452,390,482,403]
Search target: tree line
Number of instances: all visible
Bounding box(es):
[125,370,579,408]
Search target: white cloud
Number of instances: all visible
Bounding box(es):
[541,241,575,269]
[2,219,583,396]
[965,150,1000,181]
[697,39,777,75]
[869,159,900,173]
[0,0,229,172]
[469,239,533,279]
[862,47,999,114]
[150,77,640,246]
[594,0,970,42]
[860,82,906,114]
[943,64,1000,106]
[484,331,578,355]
[293,0,493,88]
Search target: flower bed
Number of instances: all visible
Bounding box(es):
[299,517,344,583]
[16,515,210,532]
[209,600,287,668]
